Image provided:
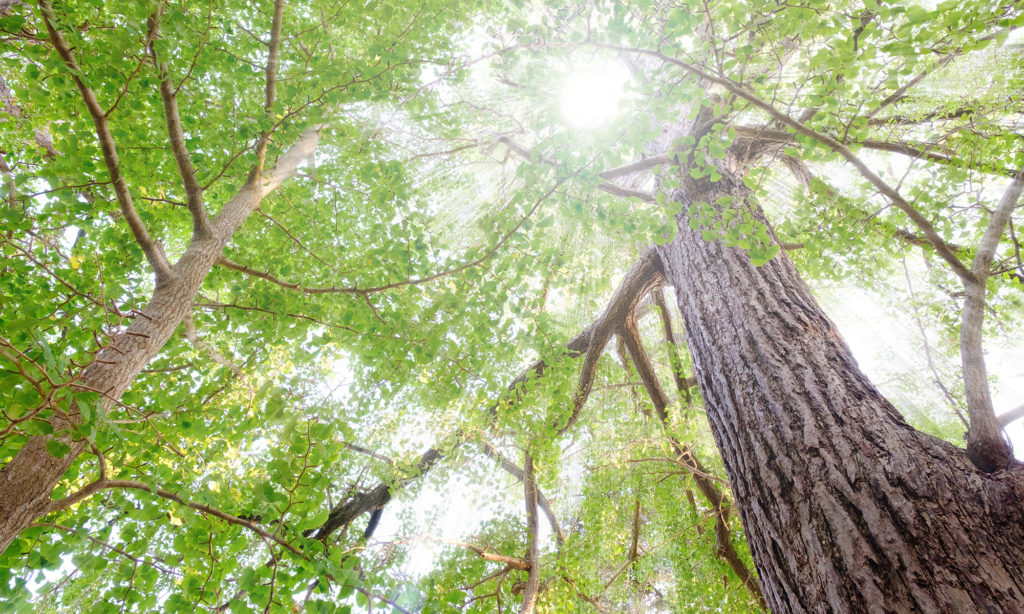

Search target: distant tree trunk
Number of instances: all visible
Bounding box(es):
[658,167,1024,612]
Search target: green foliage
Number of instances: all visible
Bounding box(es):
[1,0,1022,612]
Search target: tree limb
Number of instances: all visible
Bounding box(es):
[617,316,764,607]
[311,251,664,541]
[148,15,212,239]
[39,0,173,281]
[652,288,694,407]
[961,172,1024,471]
[440,538,530,570]
[600,42,974,282]
[519,450,540,614]
[479,441,564,547]
[497,136,655,202]
[46,479,303,556]
[254,0,286,168]
[998,404,1024,430]
[735,125,1018,179]
[557,249,665,435]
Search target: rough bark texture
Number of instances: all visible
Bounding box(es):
[0,128,320,553]
[658,168,1024,613]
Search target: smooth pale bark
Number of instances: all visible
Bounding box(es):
[658,169,1024,612]
[0,128,320,553]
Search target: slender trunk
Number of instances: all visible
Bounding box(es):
[657,168,1024,612]
[0,128,320,553]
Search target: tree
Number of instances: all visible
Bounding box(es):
[1,0,1023,612]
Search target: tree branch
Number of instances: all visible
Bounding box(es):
[254,0,286,168]
[519,450,540,614]
[39,0,173,281]
[479,441,564,547]
[148,15,212,239]
[46,479,302,556]
[216,181,561,295]
[961,172,1024,471]
[600,42,974,282]
[30,522,180,577]
[440,538,530,570]
[998,404,1024,430]
[617,316,764,607]
[557,250,665,435]
[311,251,664,541]
[497,136,655,202]
[652,288,694,407]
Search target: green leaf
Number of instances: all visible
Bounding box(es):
[45,440,71,458]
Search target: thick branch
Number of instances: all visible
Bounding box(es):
[254,0,286,168]
[628,498,641,563]
[444,539,529,570]
[40,1,172,281]
[598,155,671,180]
[998,404,1024,430]
[519,451,541,614]
[602,43,974,282]
[557,250,665,435]
[961,173,1024,471]
[311,252,663,541]
[264,0,285,112]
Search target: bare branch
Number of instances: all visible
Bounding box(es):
[439,538,529,570]
[557,250,665,435]
[998,404,1024,430]
[599,155,671,180]
[651,288,694,407]
[39,0,173,281]
[264,0,285,113]
[254,0,286,168]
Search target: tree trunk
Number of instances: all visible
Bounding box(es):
[658,168,1024,612]
[0,128,320,553]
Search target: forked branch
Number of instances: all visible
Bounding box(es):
[39,1,172,281]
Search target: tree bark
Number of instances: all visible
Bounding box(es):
[657,168,1024,612]
[0,128,320,554]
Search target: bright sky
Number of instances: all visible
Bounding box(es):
[559,61,631,129]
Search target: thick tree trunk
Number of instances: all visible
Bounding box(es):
[658,169,1024,612]
[0,128,320,553]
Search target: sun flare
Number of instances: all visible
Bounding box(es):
[559,62,631,128]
